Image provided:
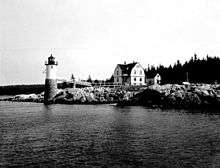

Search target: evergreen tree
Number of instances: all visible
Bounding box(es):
[71,73,75,81]
[105,75,114,83]
[87,75,92,83]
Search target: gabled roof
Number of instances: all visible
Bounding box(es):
[117,62,137,75]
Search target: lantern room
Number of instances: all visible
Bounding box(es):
[45,54,58,65]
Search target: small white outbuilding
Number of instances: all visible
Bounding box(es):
[146,73,161,86]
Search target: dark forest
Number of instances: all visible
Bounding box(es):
[145,54,220,84]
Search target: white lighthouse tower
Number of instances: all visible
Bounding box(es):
[44,54,58,104]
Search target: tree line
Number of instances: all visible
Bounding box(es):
[0,84,45,95]
[0,83,65,95]
[145,54,220,84]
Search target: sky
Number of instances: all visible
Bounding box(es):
[1,0,220,85]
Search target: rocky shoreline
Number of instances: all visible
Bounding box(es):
[1,84,220,110]
[0,87,136,104]
[119,84,220,109]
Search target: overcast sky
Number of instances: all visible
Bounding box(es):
[1,0,220,85]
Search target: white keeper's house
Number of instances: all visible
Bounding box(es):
[113,62,146,86]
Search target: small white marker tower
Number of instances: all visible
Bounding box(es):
[44,54,58,104]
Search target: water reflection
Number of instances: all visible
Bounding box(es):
[41,104,54,123]
[101,106,138,166]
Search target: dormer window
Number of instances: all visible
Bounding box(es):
[117,71,119,75]
[134,70,136,74]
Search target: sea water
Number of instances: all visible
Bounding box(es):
[0,102,219,167]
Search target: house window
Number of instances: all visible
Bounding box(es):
[117,71,119,75]
[140,78,142,82]
[117,77,119,82]
[134,70,136,74]
[140,70,142,75]
[134,77,136,81]
[134,83,136,85]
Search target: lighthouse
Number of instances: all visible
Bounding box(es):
[44,54,58,104]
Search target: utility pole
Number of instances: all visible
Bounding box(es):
[186,72,189,83]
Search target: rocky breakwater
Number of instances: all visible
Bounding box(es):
[124,84,220,109]
[0,87,134,104]
[53,87,134,104]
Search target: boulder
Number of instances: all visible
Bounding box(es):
[132,89,162,106]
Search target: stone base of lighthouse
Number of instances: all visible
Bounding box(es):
[44,79,57,104]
